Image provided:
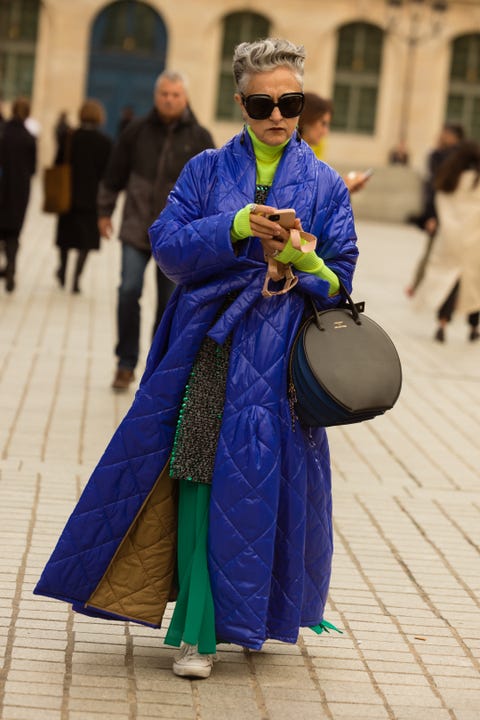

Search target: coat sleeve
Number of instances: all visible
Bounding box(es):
[30,135,37,176]
[97,122,139,217]
[149,152,242,286]
[307,171,358,305]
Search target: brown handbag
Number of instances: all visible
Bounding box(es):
[42,132,72,214]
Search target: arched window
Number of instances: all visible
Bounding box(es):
[0,0,40,100]
[216,11,270,121]
[90,0,165,56]
[446,34,480,140]
[87,1,167,137]
[331,22,384,134]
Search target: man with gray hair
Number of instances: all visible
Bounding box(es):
[98,71,214,390]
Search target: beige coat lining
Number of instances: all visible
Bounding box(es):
[85,460,178,626]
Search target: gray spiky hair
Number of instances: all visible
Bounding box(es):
[232,38,305,93]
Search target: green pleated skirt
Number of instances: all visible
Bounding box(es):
[164,479,216,654]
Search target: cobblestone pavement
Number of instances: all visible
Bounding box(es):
[0,183,479,720]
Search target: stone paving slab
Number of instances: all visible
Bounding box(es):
[0,182,479,719]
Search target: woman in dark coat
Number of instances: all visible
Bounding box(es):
[0,97,36,292]
[55,99,112,293]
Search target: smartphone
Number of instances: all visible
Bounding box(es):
[267,208,296,229]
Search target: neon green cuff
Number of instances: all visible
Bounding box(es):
[231,205,253,243]
[275,237,306,265]
[276,237,340,296]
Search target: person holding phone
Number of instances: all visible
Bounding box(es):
[298,91,371,193]
[35,38,358,680]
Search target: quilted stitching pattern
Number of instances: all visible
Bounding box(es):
[86,462,177,625]
[35,130,358,649]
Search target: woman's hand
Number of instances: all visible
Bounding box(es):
[249,204,301,257]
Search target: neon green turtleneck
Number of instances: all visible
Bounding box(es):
[231,126,339,295]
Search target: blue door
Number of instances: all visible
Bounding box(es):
[87,1,167,138]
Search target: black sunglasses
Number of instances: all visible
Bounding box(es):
[241,92,305,120]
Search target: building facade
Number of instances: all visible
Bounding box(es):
[2,0,480,172]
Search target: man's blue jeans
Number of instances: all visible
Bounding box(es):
[116,243,174,370]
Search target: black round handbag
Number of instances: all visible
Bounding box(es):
[289,284,402,427]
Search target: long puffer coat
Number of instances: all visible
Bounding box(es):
[34,129,358,650]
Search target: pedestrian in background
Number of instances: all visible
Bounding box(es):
[35,37,358,681]
[0,102,5,140]
[0,97,36,293]
[298,91,370,193]
[388,139,409,165]
[406,123,464,297]
[298,92,333,160]
[414,140,480,342]
[55,99,112,293]
[116,105,134,137]
[54,110,71,150]
[97,70,215,392]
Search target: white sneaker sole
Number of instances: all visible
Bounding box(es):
[172,661,212,679]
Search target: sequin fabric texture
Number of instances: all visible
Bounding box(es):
[169,333,232,484]
[169,186,269,484]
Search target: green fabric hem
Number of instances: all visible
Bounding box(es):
[310,620,343,635]
[164,480,217,654]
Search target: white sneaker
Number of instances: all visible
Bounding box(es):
[172,643,215,679]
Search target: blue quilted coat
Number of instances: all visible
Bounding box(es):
[35,129,358,650]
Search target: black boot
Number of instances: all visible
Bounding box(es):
[72,250,88,294]
[5,236,18,293]
[5,270,15,293]
[56,248,68,288]
[434,326,445,343]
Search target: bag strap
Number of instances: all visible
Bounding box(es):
[261,228,317,298]
[262,255,298,297]
[63,130,73,164]
[290,228,317,253]
[308,280,365,328]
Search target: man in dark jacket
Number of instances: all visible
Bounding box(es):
[98,70,214,391]
[0,97,36,292]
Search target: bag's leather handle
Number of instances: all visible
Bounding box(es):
[261,227,316,298]
[262,255,298,297]
[290,228,317,253]
[309,280,363,327]
[63,130,73,164]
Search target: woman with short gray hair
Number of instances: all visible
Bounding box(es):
[35,37,359,680]
[232,37,306,91]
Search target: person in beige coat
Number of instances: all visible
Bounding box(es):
[415,140,480,342]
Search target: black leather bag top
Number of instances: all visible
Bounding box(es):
[289,285,402,427]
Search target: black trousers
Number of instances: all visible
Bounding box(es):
[58,247,89,283]
[438,281,479,327]
[0,234,19,281]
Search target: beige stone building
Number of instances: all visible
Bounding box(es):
[3,0,480,177]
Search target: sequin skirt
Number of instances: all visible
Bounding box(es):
[169,332,232,484]
[170,185,269,485]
